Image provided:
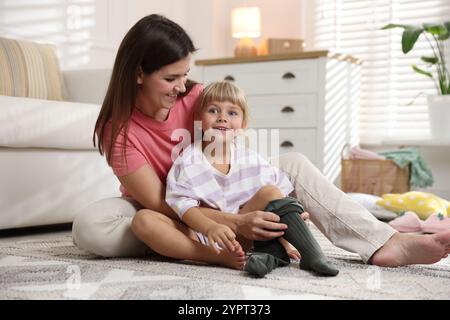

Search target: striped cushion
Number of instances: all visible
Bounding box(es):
[0,37,65,101]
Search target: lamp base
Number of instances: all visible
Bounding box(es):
[234,37,258,58]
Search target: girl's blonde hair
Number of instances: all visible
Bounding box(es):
[194,81,249,127]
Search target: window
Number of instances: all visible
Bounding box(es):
[313,0,450,143]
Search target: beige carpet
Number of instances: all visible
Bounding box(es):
[1,227,449,300]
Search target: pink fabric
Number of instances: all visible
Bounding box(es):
[104,84,203,196]
[422,213,450,234]
[388,211,422,233]
[389,211,450,234]
[349,146,386,160]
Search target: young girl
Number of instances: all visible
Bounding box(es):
[164,81,339,277]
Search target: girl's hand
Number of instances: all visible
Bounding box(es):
[206,223,238,254]
[278,238,301,261]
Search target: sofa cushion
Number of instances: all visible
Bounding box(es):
[0,37,65,101]
[63,69,111,104]
[377,191,449,220]
[347,192,398,221]
[0,95,100,149]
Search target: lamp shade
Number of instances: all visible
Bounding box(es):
[231,7,261,39]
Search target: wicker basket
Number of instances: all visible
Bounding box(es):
[341,150,410,196]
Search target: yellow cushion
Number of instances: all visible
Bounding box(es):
[376,191,449,220]
[0,37,65,101]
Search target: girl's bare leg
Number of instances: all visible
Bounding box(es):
[241,185,339,276]
[278,237,301,261]
[240,186,285,213]
[131,209,246,269]
[239,185,304,252]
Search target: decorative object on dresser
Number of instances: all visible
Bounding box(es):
[195,51,361,183]
[231,7,261,58]
[382,22,450,140]
[258,38,305,56]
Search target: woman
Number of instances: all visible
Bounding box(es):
[72,14,450,267]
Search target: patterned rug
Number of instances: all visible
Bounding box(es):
[1,227,449,300]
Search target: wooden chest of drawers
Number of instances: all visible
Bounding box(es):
[195,51,361,182]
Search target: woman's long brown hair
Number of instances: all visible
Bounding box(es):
[94,14,197,165]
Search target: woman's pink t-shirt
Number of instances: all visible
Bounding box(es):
[105,84,203,196]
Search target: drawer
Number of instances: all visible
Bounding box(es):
[247,128,316,163]
[246,94,317,128]
[278,129,316,162]
[202,60,318,95]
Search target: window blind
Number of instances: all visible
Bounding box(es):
[313,0,450,143]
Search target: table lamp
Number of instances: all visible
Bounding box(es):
[231,7,261,58]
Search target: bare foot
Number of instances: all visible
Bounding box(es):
[371,231,450,267]
[278,238,301,261]
[300,212,309,221]
[215,243,247,270]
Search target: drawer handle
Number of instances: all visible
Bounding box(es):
[224,75,235,82]
[282,72,296,79]
[281,106,295,113]
[280,141,294,148]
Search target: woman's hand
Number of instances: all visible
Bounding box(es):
[206,223,238,254]
[235,210,310,241]
[235,211,288,241]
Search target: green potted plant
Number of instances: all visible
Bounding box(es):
[382,22,450,140]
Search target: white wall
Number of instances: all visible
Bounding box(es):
[0,0,195,69]
[0,0,308,75]
[0,0,126,69]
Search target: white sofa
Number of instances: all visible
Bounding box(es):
[0,69,121,230]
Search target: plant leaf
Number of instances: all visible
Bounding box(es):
[412,65,433,78]
[423,23,448,36]
[421,56,438,64]
[440,81,446,95]
[402,26,423,53]
[381,23,409,30]
[407,91,426,106]
[444,22,450,34]
[439,21,450,40]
